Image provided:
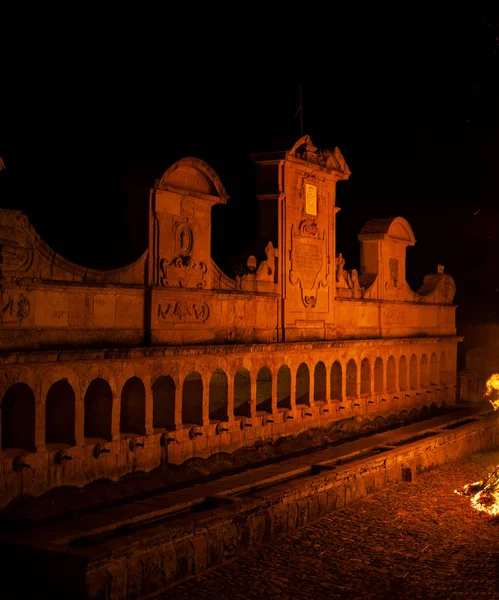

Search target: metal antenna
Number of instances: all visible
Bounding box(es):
[299,84,304,136]
[295,84,304,136]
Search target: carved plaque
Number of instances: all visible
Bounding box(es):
[305,184,317,216]
[383,308,406,325]
[292,239,323,289]
[289,221,330,308]
[159,257,207,289]
[0,293,30,324]
[157,301,210,323]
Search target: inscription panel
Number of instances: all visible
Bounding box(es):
[291,239,323,289]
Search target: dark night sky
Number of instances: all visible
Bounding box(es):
[1,13,498,326]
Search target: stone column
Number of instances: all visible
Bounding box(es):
[144,376,153,434]
[380,362,386,396]
[393,359,399,394]
[271,371,278,414]
[74,384,85,446]
[111,389,121,441]
[250,378,257,417]
[35,399,45,450]
[174,384,183,430]
[325,364,331,404]
[227,375,235,423]
[290,374,297,412]
[341,363,347,402]
[309,374,315,407]
[202,378,210,426]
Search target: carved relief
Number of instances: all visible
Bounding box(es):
[383,308,406,325]
[159,257,207,289]
[290,224,330,307]
[385,280,407,300]
[157,301,210,323]
[439,277,456,303]
[389,258,399,284]
[0,241,33,275]
[175,224,193,256]
[255,242,277,282]
[335,254,362,298]
[0,293,30,323]
[298,219,319,237]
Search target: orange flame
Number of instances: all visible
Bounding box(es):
[454,373,499,515]
[486,373,499,411]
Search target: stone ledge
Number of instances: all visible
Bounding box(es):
[0,335,463,365]
[2,413,497,599]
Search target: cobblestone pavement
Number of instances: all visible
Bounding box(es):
[154,449,499,600]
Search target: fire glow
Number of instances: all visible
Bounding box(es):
[454,373,499,516]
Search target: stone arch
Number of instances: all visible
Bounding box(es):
[277,365,291,409]
[182,372,203,426]
[120,377,146,436]
[1,383,36,451]
[346,359,357,398]
[314,362,327,402]
[80,364,119,399]
[399,356,408,391]
[330,361,342,401]
[410,354,418,390]
[41,367,79,406]
[430,353,438,385]
[386,356,396,393]
[360,216,416,245]
[45,380,75,446]
[209,369,228,421]
[256,366,272,413]
[360,358,371,396]
[420,354,429,387]
[296,363,310,406]
[234,368,251,417]
[374,357,383,394]
[152,375,176,430]
[84,378,113,441]
[158,157,229,203]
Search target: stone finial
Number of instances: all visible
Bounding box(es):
[437,264,444,274]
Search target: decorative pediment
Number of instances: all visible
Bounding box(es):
[157,157,228,204]
[359,216,416,246]
[287,135,351,178]
[417,272,456,304]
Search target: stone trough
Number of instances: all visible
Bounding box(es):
[2,408,498,600]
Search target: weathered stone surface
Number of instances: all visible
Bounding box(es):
[153,448,499,600]
[0,136,461,520]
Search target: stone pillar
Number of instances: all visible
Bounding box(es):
[325,364,331,404]
[290,374,297,412]
[271,371,278,414]
[393,359,399,394]
[74,385,85,446]
[111,390,121,441]
[174,383,182,430]
[202,379,210,426]
[381,362,386,396]
[35,399,45,450]
[250,378,257,417]
[309,374,315,407]
[227,375,235,422]
[341,364,347,402]
[144,376,153,434]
